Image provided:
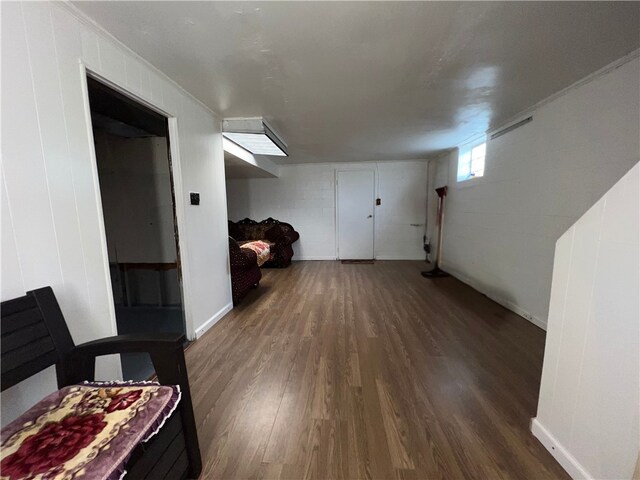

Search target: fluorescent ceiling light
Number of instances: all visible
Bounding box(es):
[222,117,288,157]
[222,132,285,156]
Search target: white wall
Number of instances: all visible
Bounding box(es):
[432,56,640,329]
[226,160,429,260]
[532,162,639,480]
[0,2,232,426]
[223,138,280,178]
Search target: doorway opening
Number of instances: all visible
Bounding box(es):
[87,77,186,380]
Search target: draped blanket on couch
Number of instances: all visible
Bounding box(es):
[228,218,300,268]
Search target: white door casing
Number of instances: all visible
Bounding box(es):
[80,66,195,340]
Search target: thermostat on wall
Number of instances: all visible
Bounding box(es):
[190,192,200,205]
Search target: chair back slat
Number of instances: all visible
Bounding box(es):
[2,336,57,373]
[3,322,50,353]
[1,287,75,391]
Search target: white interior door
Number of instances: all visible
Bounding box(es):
[337,170,375,259]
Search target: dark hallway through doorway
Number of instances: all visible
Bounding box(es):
[88,77,185,380]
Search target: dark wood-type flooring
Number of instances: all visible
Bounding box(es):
[185,261,569,479]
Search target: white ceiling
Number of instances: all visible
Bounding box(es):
[73,2,640,164]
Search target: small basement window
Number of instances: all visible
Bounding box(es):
[457,139,486,182]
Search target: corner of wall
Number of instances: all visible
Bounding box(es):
[531,418,592,479]
[195,301,233,339]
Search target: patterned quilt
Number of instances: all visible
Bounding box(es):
[239,240,272,267]
[0,381,180,480]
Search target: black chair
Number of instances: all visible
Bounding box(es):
[1,286,202,479]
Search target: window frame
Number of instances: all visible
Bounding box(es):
[457,137,487,183]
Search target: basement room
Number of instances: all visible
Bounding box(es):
[1,2,638,479]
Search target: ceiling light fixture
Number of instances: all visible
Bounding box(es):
[222,117,288,157]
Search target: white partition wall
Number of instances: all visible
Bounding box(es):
[1,2,232,426]
[532,162,639,479]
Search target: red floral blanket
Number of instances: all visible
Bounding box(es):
[0,381,180,480]
[239,240,272,267]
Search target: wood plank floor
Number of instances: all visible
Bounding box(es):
[185,261,569,479]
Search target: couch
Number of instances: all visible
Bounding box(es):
[0,287,201,480]
[228,218,300,268]
[229,237,262,306]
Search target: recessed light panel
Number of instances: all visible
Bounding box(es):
[222,117,288,157]
[222,132,287,156]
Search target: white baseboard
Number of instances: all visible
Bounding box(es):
[531,418,591,479]
[496,296,547,330]
[375,255,424,261]
[294,256,424,261]
[194,302,233,339]
[294,256,338,261]
[441,264,548,331]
